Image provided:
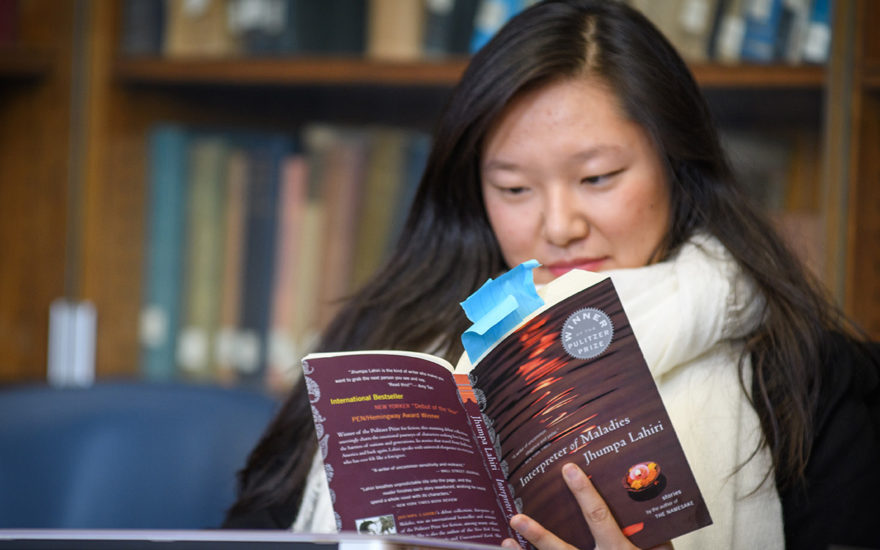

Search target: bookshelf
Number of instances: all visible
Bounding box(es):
[0,0,877,387]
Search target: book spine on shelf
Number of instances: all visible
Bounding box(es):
[119,0,165,56]
[234,133,295,387]
[176,134,230,381]
[140,123,190,382]
[739,0,786,63]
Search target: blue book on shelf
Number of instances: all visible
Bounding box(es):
[140,123,191,381]
[469,0,526,53]
[234,132,297,387]
[740,0,786,62]
[802,0,832,63]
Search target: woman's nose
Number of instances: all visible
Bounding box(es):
[541,186,589,247]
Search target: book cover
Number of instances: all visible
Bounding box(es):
[302,269,711,548]
[139,123,191,382]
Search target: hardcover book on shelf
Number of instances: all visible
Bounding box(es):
[214,147,250,384]
[470,0,527,53]
[235,133,296,386]
[119,0,164,56]
[267,153,310,391]
[163,0,242,58]
[423,0,480,58]
[302,266,711,548]
[351,128,409,289]
[630,0,721,63]
[739,0,786,63]
[140,124,191,382]
[314,128,370,332]
[367,0,426,61]
[801,0,831,64]
[176,135,230,380]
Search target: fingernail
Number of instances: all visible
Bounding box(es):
[563,462,580,480]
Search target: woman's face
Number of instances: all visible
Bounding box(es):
[481,77,672,285]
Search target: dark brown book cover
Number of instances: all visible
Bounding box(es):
[302,272,711,548]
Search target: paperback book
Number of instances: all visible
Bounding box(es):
[302,268,711,548]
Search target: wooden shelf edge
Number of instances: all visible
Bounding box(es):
[0,46,53,79]
[690,62,826,88]
[114,57,827,90]
[114,56,470,87]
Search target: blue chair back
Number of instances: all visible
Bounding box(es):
[0,381,278,529]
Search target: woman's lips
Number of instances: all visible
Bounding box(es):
[546,259,606,277]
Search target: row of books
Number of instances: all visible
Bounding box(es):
[630,0,833,65]
[122,0,496,60]
[138,122,431,392]
[120,0,831,65]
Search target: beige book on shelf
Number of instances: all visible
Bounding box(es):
[351,127,409,289]
[315,128,370,331]
[214,147,249,385]
[177,135,230,380]
[164,0,242,57]
[367,0,427,60]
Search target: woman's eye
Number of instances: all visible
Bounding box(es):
[581,170,620,185]
[503,186,528,195]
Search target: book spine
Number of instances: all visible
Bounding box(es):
[455,373,526,549]
[236,133,294,387]
[176,135,230,380]
[214,147,250,385]
[163,0,242,58]
[739,0,785,63]
[140,123,190,381]
[351,128,408,289]
[266,153,309,392]
[423,0,456,57]
[119,0,165,56]
[367,0,425,60]
[801,0,831,64]
[469,0,523,53]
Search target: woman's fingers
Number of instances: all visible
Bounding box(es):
[560,462,630,546]
[505,463,673,550]
[501,514,577,550]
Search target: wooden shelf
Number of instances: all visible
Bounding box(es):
[113,56,826,90]
[114,57,469,87]
[690,62,826,88]
[0,46,52,80]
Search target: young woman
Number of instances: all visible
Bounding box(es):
[224,1,880,549]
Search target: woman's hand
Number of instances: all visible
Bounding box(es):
[500,463,672,550]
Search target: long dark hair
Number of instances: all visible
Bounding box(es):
[226,0,852,523]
